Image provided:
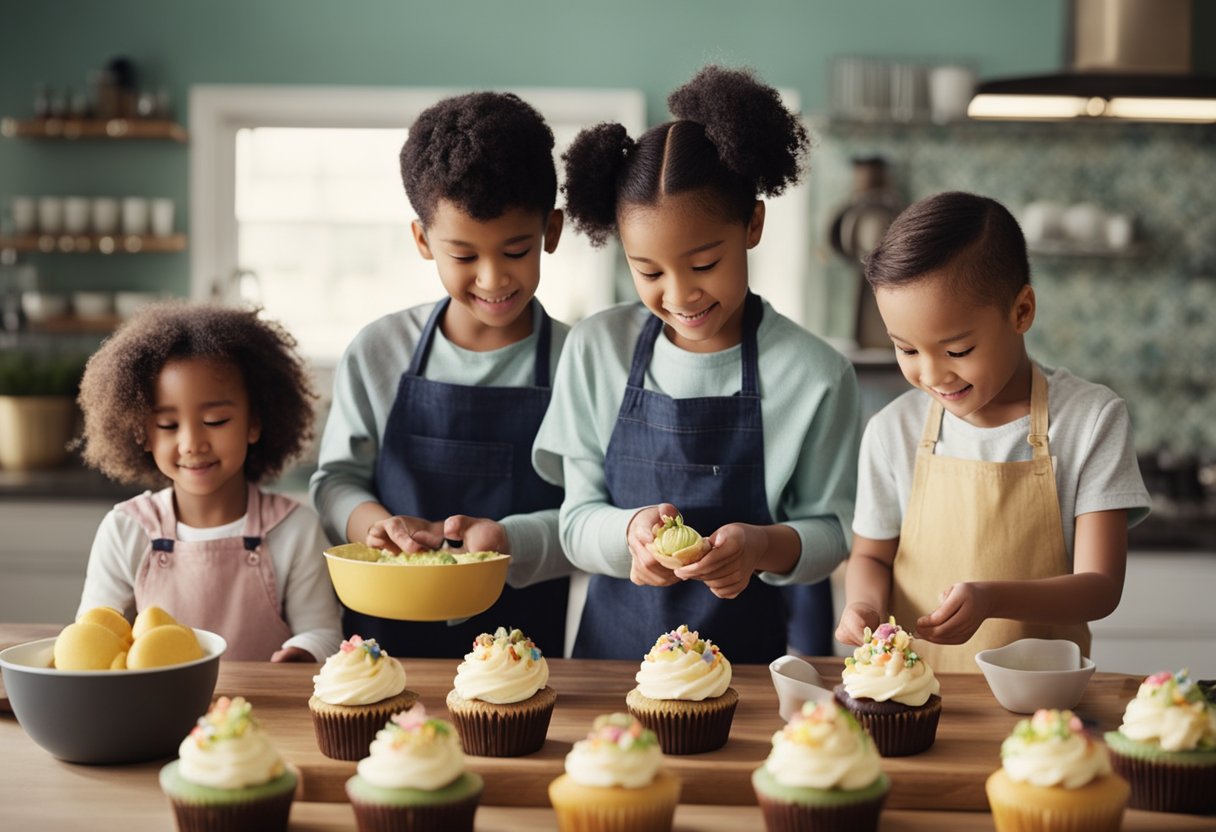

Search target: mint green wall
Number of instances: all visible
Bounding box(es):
[0,0,1070,295]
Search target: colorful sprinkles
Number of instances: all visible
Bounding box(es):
[1002,709,1092,758]
[646,624,722,667]
[583,713,658,751]
[1141,669,1206,706]
[339,634,385,661]
[382,703,453,749]
[845,616,920,670]
[781,701,868,748]
[189,696,256,748]
[471,626,542,663]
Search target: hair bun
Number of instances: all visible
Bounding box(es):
[562,122,636,247]
[667,65,808,198]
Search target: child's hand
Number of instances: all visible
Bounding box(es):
[443,515,509,554]
[675,523,765,599]
[270,646,316,663]
[916,582,992,644]
[835,602,881,646]
[366,515,444,553]
[627,503,681,587]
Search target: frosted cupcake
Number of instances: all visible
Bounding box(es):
[548,713,680,832]
[159,697,297,832]
[445,626,557,756]
[987,709,1129,832]
[345,703,484,832]
[834,618,941,756]
[309,635,418,761]
[625,625,738,754]
[1104,669,1216,814]
[751,701,890,832]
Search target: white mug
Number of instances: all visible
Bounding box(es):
[92,198,119,235]
[64,196,90,235]
[929,65,976,124]
[121,197,149,236]
[10,196,36,234]
[150,198,175,237]
[37,196,64,234]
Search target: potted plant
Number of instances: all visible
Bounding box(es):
[0,350,88,470]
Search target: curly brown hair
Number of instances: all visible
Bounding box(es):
[76,301,316,487]
[562,65,810,246]
[400,91,557,227]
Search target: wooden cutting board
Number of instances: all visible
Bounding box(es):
[209,657,1143,811]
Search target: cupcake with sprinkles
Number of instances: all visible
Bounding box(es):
[445,626,557,756]
[309,635,418,760]
[987,709,1129,832]
[834,617,941,756]
[625,624,738,754]
[1104,669,1216,814]
[346,703,484,832]
[752,701,890,832]
[548,713,680,832]
[159,696,297,832]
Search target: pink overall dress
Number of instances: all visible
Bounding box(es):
[122,485,296,661]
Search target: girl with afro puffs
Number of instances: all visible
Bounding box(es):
[76,302,342,662]
[533,66,861,663]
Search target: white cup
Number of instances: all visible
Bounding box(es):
[1062,202,1106,245]
[929,64,976,123]
[121,197,149,236]
[37,196,64,234]
[64,196,90,234]
[92,197,119,235]
[150,198,175,237]
[1104,213,1134,250]
[1021,201,1065,245]
[11,196,36,234]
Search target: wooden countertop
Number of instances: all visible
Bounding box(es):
[2,624,1212,830]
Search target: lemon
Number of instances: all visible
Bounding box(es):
[52,622,127,670]
[77,606,133,646]
[126,624,202,669]
[132,605,179,640]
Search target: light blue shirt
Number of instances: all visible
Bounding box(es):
[532,299,860,586]
[310,300,572,588]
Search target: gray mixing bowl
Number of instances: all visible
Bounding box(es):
[0,629,225,764]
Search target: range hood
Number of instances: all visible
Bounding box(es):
[968,0,1216,122]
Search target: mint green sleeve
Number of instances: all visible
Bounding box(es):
[759,359,860,587]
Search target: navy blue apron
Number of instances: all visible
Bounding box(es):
[343,298,569,657]
[574,292,831,663]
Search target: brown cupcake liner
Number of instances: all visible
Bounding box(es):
[754,790,885,832]
[309,691,419,761]
[348,793,479,832]
[446,687,557,757]
[833,685,940,757]
[626,687,738,755]
[1108,748,1216,815]
[167,790,294,832]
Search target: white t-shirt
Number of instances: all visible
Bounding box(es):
[78,496,343,661]
[853,365,1150,568]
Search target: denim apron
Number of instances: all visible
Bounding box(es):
[343,298,569,657]
[576,292,832,663]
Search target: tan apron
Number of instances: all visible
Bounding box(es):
[123,485,296,661]
[890,365,1089,673]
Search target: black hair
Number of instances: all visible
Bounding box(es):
[400,92,557,227]
[864,191,1030,310]
[76,301,316,487]
[562,65,809,246]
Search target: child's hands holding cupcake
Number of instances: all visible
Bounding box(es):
[675,523,770,599]
[626,503,685,587]
[916,581,994,644]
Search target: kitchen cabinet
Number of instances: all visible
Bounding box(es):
[1090,551,1216,677]
[0,500,110,623]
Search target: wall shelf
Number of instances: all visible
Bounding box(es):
[1,117,187,142]
[0,233,187,254]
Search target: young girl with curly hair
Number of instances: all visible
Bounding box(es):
[76,302,342,662]
[532,66,861,662]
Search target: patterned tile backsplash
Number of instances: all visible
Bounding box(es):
[806,119,1216,453]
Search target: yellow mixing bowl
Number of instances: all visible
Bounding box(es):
[323,543,511,621]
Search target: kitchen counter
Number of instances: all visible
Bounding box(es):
[2,624,1212,830]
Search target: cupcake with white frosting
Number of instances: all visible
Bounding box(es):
[548,713,680,832]
[345,702,484,832]
[833,617,941,756]
[987,709,1129,832]
[445,626,556,756]
[751,701,890,832]
[1103,669,1216,814]
[309,635,418,761]
[625,624,738,754]
[159,696,297,832]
